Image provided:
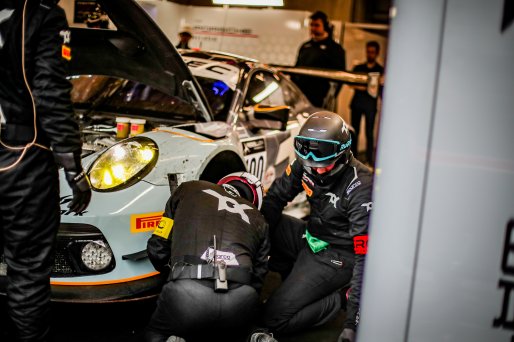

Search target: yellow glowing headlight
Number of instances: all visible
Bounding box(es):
[88,137,158,191]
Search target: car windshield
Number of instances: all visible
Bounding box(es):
[70,75,197,123]
[195,76,234,122]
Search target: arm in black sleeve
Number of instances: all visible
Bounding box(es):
[147,184,184,272]
[33,6,81,153]
[260,160,304,229]
[344,175,373,330]
[294,44,306,67]
[251,221,270,292]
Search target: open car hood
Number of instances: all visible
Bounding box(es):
[68,0,196,100]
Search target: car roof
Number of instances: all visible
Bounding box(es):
[179,49,283,91]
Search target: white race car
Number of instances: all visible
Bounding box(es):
[0,0,368,302]
[0,0,316,302]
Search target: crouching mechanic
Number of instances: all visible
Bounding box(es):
[145,174,270,342]
[259,112,373,342]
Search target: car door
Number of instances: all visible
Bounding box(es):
[236,69,301,190]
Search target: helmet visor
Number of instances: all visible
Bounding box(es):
[294,136,351,162]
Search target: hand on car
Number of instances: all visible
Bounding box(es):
[54,151,92,214]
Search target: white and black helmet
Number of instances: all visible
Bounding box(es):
[217,172,264,210]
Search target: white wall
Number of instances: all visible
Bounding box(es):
[136,1,312,66]
[360,0,514,341]
[137,0,184,45]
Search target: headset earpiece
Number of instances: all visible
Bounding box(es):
[323,18,330,32]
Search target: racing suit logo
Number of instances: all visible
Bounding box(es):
[354,235,368,255]
[59,29,71,44]
[201,248,239,266]
[302,173,315,186]
[302,174,315,197]
[361,202,373,212]
[302,181,313,197]
[325,192,340,209]
[346,181,362,195]
[60,29,71,60]
[203,189,252,224]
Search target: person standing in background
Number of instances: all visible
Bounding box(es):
[176,27,192,49]
[293,11,346,109]
[349,41,384,166]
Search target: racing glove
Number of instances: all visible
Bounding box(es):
[54,151,91,214]
[337,328,356,342]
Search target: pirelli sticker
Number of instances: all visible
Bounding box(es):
[130,212,163,234]
[302,180,313,197]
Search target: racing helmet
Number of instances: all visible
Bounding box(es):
[217,172,264,210]
[294,111,352,169]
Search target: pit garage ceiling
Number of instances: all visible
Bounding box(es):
[168,0,391,23]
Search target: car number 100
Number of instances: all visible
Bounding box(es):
[245,152,266,181]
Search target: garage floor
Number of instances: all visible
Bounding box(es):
[0,272,345,342]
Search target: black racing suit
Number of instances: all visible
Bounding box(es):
[0,1,81,341]
[261,156,373,334]
[145,181,270,341]
[293,37,346,108]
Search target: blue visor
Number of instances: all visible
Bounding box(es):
[294,136,351,162]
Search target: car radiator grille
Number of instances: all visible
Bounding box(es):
[1,223,114,278]
[53,238,76,276]
[0,239,75,277]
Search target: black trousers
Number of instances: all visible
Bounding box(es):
[0,147,60,342]
[350,105,377,165]
[263,215,354,334]
[145,279,259,342]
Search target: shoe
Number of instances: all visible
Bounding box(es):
[250,332,278,342]
[166,336,186,342]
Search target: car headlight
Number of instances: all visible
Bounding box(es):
[88,136,158,191]
[80,241,113,271]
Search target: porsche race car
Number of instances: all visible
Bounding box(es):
[0,0,315,302]
[0,0,368,302]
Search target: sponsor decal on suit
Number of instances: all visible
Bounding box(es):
[325,192,340,209]
[302,180,313,197]
[203,189,253,224]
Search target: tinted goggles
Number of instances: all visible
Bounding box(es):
[294,136,352,162]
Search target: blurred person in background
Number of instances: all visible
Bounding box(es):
[349,41,384,166]
[176,26,192,49]
[293,11,346,109]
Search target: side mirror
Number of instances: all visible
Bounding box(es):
[250,105,290,131]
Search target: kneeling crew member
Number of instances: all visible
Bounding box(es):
[260,112,373,342]
[145,174,269,342]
